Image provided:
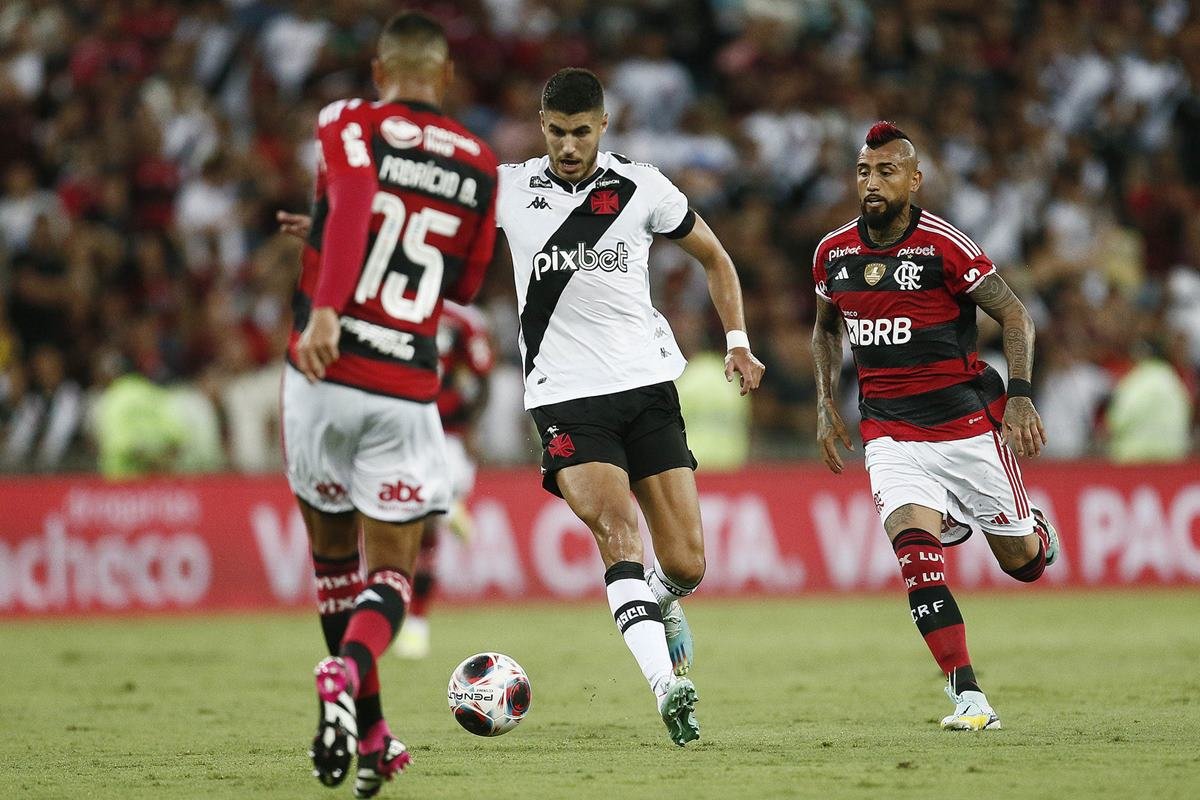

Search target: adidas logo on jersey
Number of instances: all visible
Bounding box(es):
[527,196,550,210]
[834,266,849,281]
[532,242,629,280]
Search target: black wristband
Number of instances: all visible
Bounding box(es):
[1007,378,1033,398]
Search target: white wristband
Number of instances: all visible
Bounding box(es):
[725,330,750,351]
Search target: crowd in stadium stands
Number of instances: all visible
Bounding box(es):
[1,0,1198,474]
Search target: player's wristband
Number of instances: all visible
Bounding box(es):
[1007,378,1033,398]
[725,330,750,351]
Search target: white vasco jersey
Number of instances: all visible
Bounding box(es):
[497,151,696,409]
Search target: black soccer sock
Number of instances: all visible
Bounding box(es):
[950,664,982,695]
[313,553,362,655]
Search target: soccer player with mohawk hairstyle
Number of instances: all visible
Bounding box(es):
[810,122,1061,730]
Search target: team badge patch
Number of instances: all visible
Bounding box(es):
[547,432,575,458]
[590,190,620,215]
[864,262,887,285]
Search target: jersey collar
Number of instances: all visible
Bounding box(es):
[541,152,611,194]
[857,205,924,250]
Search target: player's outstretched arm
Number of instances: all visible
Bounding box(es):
[969,272,1047,458]
[812,296,853,474]
[673,213,765,396]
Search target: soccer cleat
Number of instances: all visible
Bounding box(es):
[310,657,357,787]
[1032,508,1060,566]
[662,601,694,677]
[391,616,431,660]
[940,682,1001,731]
[658,678,700,746]
[354,736,412,799]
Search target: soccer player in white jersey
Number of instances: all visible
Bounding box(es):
[496,68,765,746]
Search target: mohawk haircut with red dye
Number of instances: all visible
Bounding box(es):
[865,121,912,149]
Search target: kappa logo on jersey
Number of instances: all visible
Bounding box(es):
[529,175,553,189]
[378,479,426,504]
[845,316,912,345]
[379,116,424,149]
[527,196,550,210]
[532,242,630,280]
[590,190,621,215]
[547,432,575,458]
[864,262,887,285]
[895,260,924,290]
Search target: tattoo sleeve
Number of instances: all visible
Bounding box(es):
[969,273,1034,381]
[812,297,843,402]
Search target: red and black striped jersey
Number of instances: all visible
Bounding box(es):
[436,301,493,433]
[812,207,1006,443]
[290,98,498,401]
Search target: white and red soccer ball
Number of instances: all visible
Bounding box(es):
[447,652,531,736]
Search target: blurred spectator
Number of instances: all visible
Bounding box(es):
[1105,344,1193,463]
[674,311,750,470]
[2,344,82,470]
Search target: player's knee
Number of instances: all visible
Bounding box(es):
[660,550,705,589]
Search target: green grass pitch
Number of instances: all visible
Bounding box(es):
[4,591,1198,799]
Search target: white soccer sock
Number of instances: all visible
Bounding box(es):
[605,561,673,698]
[645,559,696,615]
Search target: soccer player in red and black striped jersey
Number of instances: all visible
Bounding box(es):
[280,13,497,795]
[811,122,1060,731]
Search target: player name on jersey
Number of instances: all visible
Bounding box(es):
[813,208,1006,443]
[290,99,498,402]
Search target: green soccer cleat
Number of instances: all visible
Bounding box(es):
[658,678,700,746]
[662,601,694,677]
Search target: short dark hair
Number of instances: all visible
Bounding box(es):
[542,68,604,115]
[378,11,447,57]
[865,121,912,149]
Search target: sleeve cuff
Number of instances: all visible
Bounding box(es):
[661,208,696,240]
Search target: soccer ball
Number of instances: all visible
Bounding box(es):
[447,652,531,736]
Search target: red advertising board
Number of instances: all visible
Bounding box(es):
[1,462,1198,615]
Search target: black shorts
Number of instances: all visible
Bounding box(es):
[529,382,698,497]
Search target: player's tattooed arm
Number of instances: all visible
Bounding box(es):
[968,273,1047,457]
[970,273,1032,380]
[675,213,765,395]
[812,297,853,474]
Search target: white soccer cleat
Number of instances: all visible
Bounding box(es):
[391,616,430,660]
[1032,508,1060,566]
[661,601,694,676]
[940,683,1001,731]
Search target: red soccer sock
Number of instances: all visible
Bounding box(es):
[893,528,972,676]
[340,568,412,698]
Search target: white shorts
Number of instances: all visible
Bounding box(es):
[864,431,1034,538]
[444,433,477,503]
[281,365,450,522]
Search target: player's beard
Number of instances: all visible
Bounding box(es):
[861,196,903,228]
